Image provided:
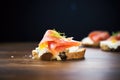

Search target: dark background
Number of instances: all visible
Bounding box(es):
[1,0,120,42]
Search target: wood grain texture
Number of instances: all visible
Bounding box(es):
[0,42,120,80]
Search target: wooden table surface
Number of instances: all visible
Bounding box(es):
[0,42,120,80]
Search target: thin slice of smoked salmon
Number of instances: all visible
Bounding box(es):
[39,30,81,55]
[88,31,110,43]
[108,32,120,41]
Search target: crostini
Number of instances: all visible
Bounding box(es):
[32,29,86,61]
[100,32,120,52]
[82,30,110,47]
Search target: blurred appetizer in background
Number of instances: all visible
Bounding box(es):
[82,30,110,47]
[100,32,120,52]
[32,29,86,61]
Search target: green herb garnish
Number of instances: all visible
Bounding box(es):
[112,31,120,36]
[53,29,66,38]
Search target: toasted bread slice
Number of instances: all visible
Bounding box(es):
[32,48,86,61]
[82,43,99,47]
[82,37,99,47]
[100,41,120,52]
[100,44,120,52]
[66,48,86,60]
